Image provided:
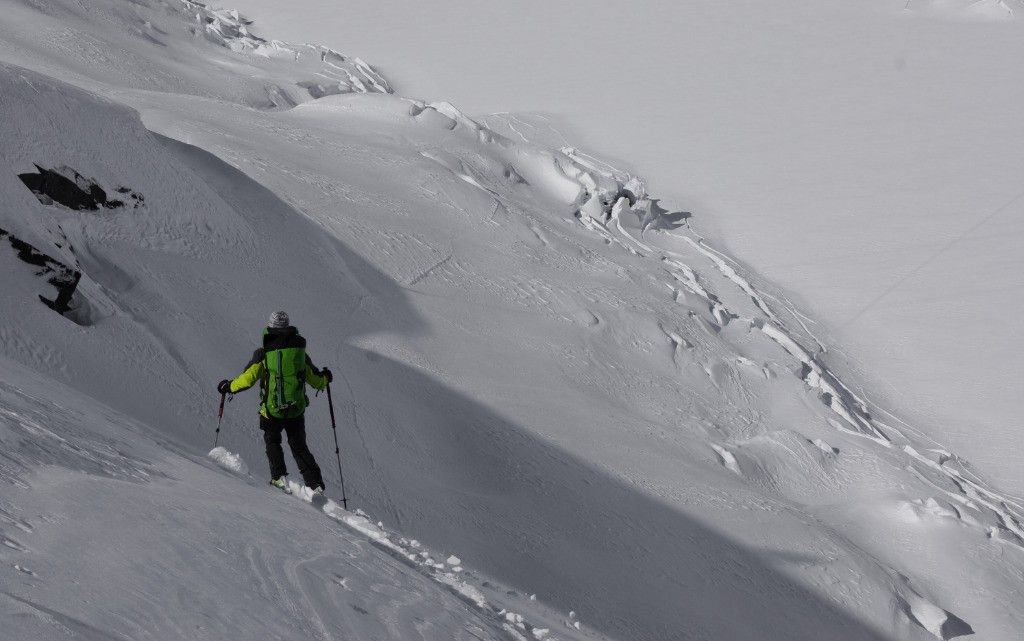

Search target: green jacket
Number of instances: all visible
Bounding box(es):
[230,326,327,418]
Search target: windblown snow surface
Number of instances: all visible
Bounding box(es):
[0,2,1021,641]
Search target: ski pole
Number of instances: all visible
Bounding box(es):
[215,391,226,448]
[324,372,349,510]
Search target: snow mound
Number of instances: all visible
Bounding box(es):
[895,497,960,523]
[208,446,248,474]
[895,574,975,640]
[182,0,391,97]
[296,94,650,226]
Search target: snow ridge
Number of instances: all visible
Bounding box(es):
[403,99,646,225]
[181,0,391,98]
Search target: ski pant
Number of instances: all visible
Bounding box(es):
[260,414,324,490]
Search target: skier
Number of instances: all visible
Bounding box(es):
[218,311,332,494]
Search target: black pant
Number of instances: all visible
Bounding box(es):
[260,414,324,490]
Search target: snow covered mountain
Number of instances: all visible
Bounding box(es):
[1,2,1021,640]
[225,0,1024,503]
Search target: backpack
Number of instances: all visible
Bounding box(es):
[261,329,308,419]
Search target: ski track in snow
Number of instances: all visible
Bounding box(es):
[0,365,515,641]
[205,452,565,641]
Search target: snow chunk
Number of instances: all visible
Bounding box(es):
[710,443,742,477]
[208,447,248,474]
[434,572,488,609]
[811,439,840,456]
[896,575,974,640]
[897,498,959,522]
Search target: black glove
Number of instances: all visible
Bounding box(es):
[217,380,231,394]
[321,368,333,384]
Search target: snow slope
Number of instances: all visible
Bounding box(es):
[0,357,518,641]
[226,0,1024,501]
[1,2,1022,640]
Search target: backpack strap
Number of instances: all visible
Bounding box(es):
[260,332,271,412]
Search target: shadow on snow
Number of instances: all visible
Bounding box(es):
[162,135,893,641]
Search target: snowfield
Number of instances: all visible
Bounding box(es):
[1,2,1022,641]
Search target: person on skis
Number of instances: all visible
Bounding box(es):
[218,311,333,493]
